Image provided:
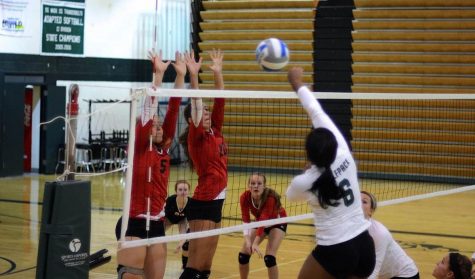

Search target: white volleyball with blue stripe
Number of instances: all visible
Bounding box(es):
[256,38,290,71]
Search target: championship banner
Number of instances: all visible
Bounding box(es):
[41,0,85,56]
[0,0,34,37]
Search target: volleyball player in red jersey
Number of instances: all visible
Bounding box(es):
[115,49,186,279]
[239,172,287,279]
[179,49,226,279]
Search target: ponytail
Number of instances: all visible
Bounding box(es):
[309,168,342,209]
[305,128,342,208]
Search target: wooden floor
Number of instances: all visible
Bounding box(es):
[0,171,474,278]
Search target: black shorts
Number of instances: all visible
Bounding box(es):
[312,230,375,278]
[393,274,420,279]
[115,217,165,240]
[263,223,287,235]
[165,214,186,225]
[185,198,224,223]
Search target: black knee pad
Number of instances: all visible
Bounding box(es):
[179,267,201,279]
[200,270,211,278]
[264,255,276,268]
[238,252,251,265]
[182,240,189,251]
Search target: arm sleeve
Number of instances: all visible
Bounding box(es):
[297,86,349,151]
[212,98,225,132]
[286,165,319,202]
[368,220,391,279]
[161,97,182,142]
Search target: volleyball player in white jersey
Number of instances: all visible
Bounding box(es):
[361,191,419,279]
[286,67,375,279]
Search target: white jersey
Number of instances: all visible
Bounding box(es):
[286,86,370,246]
[368,219,419,279]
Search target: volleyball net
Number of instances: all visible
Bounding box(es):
[113,86,474,249]
[55,82,475,249]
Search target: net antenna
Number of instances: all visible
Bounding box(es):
[153,0,159,53]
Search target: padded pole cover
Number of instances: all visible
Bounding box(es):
[36,180,91,279]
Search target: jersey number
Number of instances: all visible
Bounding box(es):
[338,178,354,206]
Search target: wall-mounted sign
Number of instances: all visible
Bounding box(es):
[42,0,85,56]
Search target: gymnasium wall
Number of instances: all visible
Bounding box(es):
[0,0,190,60]
[0,0,189,176]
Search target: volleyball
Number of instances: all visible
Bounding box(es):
[256,38,290,71]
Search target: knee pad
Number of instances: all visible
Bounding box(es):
[179,267,201,279]
[117,265,144,278]
[264,255,276,268]
[182,240,189,251]
[238,252,251,265]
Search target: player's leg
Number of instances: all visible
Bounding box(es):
[181,240,190,269]
[115,217,146,278]
[238,229,257,279]
[181,199,224,278]
[117,241,146,279]
[143,219,167,279]
[187,219,220,271]
[264,226,286,279]
[144,243,167,279]
[180,219,220,279]
[179,224,191,269]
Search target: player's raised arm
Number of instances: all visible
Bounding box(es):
[185,51,203,128]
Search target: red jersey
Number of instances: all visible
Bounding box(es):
[240,190,287,237]
[188,98,228,201]
[129,97,181,218]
